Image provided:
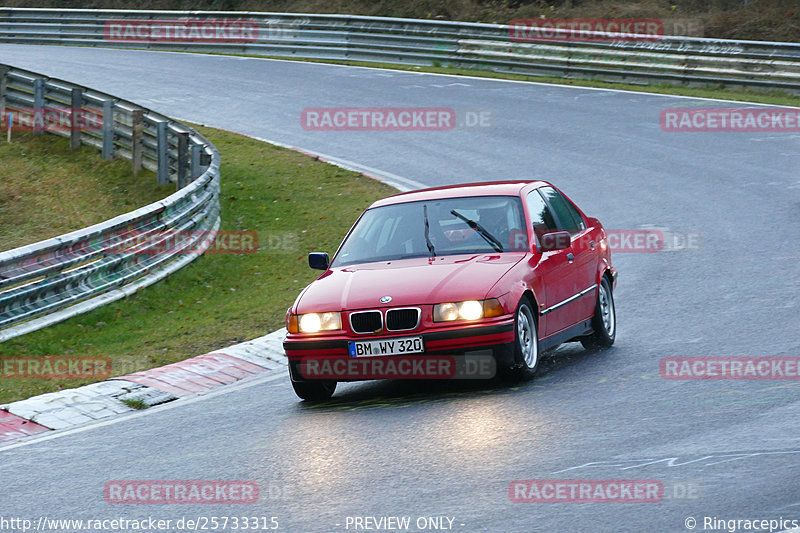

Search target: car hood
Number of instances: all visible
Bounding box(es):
[296,253,525,312]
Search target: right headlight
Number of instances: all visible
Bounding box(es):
[433,299,504,322]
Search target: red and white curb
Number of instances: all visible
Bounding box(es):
[0,410,49,441]
[0,329,287,443]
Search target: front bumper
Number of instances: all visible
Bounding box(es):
[284,319,516,382]
[283,319,515,359]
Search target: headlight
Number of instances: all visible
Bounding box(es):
[433,299,504,322]
[290,312,342,333]
[458,300,483,320]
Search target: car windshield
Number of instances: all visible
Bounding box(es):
[332,195,526,267]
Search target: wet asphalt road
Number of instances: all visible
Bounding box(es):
[1,44,799,532]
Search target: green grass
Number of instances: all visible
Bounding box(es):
[0,132,172,252]
[0,125,395,404]
[2,46,798,406]
[121,398,148,410]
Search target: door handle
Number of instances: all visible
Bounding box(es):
[567,253,574,261]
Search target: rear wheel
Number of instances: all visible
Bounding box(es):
[291,379,337,401]
[500,297,539,381]
[581,276,616,350]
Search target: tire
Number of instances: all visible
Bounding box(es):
[499,297,540,381]
[291,379,337,401]
[581,276,616,350]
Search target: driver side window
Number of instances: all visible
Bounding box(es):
[538,186,586,235]
[524,191,558,251]
[526,191,557,235]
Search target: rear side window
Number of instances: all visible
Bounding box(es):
[538,187,585,234]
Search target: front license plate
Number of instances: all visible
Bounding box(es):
[349,337,424,357]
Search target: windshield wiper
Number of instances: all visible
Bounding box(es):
[450,209,503,252]
[424,204,436,257]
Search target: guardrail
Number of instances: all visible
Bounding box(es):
[0,8,799,92]
[0,9,796,341]
[0,63,221,342]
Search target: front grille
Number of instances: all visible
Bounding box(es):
[386,308,419,331]
[350,311,382,333]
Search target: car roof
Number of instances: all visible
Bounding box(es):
[371,180,550,207]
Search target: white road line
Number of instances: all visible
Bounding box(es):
[180,123,429,192]
[76,46,800,108]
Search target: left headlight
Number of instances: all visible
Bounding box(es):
[433,299,504,322]
[288,312,342,333]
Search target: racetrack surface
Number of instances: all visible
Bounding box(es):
[1,44,799,532]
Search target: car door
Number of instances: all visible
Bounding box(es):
[537,186,599,333]
[523,189,576,337]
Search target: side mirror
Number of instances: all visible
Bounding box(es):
[539,231,571,252]
[308,252,330,270]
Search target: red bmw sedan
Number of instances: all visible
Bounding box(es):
[283,181,617,400]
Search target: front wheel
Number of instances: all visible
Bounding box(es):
[291,379,337,401]
[499,297,539,381]
[581,276,616,350]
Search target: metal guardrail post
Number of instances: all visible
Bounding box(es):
[190,143,201,180]
[0,66,7,120]
[157,121,169,184]
[0,63,221,342]
[177,131,189,189]
[33,78,44,135]
[102,99,113,160]
[131,109,143,175]
[1,9,799,92]
[69,87,82,150]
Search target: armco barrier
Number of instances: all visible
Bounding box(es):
[0,9,796,341]
[0,8,799,92]
[0,64,221,342]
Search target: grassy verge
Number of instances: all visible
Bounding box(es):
[2,52,797,406]
[0,125,394,404]
[0,132,172,252]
